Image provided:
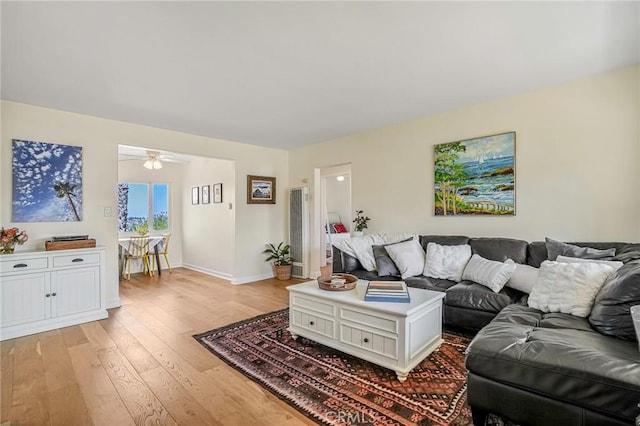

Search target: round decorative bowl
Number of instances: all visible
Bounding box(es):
[317,273,358,291]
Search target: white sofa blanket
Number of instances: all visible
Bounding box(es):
[332,233,416,271]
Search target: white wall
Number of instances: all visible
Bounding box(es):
[118,159,184,271]
[181,157,235,278]
[290,66,640,276]
[1,101,289,308]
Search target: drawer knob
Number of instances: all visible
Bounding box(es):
[71,258,84,263]
[363,338,369,343]
[13,263,28,268]
[45,293,51,297]
[52,292,57,297]
[309,321,314,326]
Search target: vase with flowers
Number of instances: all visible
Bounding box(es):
[0,227,29,254]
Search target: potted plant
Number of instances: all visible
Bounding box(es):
[352,210,370,237]
[263,242,293,280]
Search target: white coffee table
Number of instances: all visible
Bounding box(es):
[287,280,445,381]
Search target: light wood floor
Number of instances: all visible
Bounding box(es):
[0,268,318,426]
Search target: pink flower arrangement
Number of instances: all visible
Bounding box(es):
[0,227,29,246]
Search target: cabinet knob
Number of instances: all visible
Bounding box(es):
[309,321,314,326]
[363,338,369,343]
[52,292,57,296]
[45,294,51,297]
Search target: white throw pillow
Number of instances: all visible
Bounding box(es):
[385,238,426,279]
[506,263,539,294]
[556,255,623,270]
[461,255,517,293]
[527,260,615,317]
[423,242,472,282]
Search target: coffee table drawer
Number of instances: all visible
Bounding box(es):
[340,307,398,333]
[340,323,397,359]
[291,308,335,338]
[290,295,335,316]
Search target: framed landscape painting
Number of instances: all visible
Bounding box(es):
[247,175,275,204]
[12,139,83,222]
[434,132,515,216]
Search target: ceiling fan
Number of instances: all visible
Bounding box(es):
[118,149,185,169]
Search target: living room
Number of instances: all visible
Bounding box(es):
[1,2,639,425]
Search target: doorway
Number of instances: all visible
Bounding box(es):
[312,164,352,278]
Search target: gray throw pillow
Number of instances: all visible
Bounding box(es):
[373,238,412,277]
[545,238,615,261]
[589,260,640,341]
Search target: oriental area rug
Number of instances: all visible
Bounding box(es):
[194,308,510,426]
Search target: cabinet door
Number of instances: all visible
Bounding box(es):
[51,267,100,318]
[0,273,49,327]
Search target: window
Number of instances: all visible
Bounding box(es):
[118,182,169,233]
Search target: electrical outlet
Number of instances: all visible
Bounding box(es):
[104,207,112,217]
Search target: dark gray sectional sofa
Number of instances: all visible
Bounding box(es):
[331,235,640,426]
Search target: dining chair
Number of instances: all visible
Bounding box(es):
[158,233,172,272]
[123,235,153,280]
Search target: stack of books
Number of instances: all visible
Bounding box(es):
[364,281,411,303]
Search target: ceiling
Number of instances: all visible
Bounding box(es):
[2,2,638,150]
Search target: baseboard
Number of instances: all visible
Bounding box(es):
[230,272,275,285]
[106,297,121,309]
[182,263,233,281]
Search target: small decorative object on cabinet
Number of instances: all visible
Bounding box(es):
[0,246,107,340]
[263,241,292,280]
[0,227,28,254]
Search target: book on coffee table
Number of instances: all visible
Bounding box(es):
[364,281,410,303]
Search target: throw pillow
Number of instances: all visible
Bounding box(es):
[556,255,623,270]
[589,260,640,341]
[332,223,347,233]
[461,255,517,293]
[545,238,615,261]
[506,263,539,294]
[372,238,413,277]
[528,260,615,317]
[384,238,426,279]
[423,242,472,282]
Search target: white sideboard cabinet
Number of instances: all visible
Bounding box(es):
[0,247,107,341]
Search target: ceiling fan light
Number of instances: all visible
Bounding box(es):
[143,157,163,170]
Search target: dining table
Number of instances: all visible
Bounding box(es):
[118,235,166,278]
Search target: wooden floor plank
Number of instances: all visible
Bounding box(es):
[47,383,93,426]
[103,321,161,374]
[0,340,15,424]
[40,330,77,392]
[10,334,50,425]
[60,325,89,348]
[97,347,177,425]
[67,343,135,426]
[139,367,220,426]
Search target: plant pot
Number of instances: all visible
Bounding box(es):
[274,264,292,280]
[352,231,364,237]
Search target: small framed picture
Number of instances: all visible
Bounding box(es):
[213,183,223,203]
[191,187,199,205]
[202,185,211,204]
[247,175,276,204]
